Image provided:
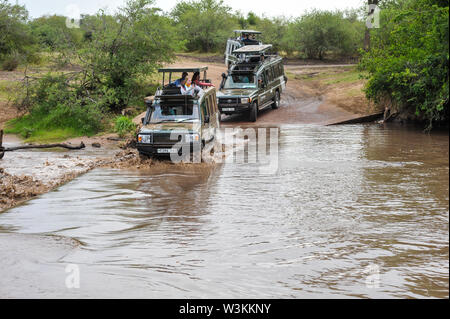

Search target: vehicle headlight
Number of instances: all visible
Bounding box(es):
[185,134,200,143]
[138,134,152,144]
[241,97,251,104]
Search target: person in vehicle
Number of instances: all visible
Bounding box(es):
[191,71,214,88]
[172,72,189,87]
[181,79,204,96]
[242,33,258,45]
[240,75,250,83]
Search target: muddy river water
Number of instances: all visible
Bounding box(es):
[0,124,448,298]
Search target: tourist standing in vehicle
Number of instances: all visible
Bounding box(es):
[192,72,214,88]
[172,72,189,87]
[181,79,204,96]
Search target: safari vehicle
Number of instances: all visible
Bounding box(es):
[218,45,287,122]
[225,30,262,68]
[137,67,220,158]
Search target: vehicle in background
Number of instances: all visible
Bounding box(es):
[218,45,287,122]
[225,30,262,68]
[137,67,220,159]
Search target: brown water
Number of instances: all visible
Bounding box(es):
[0,124,448,298]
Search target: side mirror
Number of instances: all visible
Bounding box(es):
[141,118,145,124]
[204,115,210,124]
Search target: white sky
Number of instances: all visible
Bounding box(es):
[13,0,365,19]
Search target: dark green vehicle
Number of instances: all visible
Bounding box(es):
[136,67,220,159]
[217,45,287,122]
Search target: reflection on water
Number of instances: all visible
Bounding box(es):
[0,124,448,298]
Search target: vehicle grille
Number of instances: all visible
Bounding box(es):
[152,132,182,144]
[219,98,239,105]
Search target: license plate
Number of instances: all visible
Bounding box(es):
[222,108,235,112]
[157,148,178,154]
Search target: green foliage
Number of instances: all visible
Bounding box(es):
[114,116,136,137]
[360,0,449,128]
[29,15,83,50]
[0,0,37,66]
[292,10,365,59]
[1,52,20,71]
[6,74,104,140]
[10,0,177,141]
[171,0,237,52]
[256,17,290,54]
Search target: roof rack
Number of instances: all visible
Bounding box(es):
[233,30,262,35]
[233,44,273,54]
[158,67,208,73]
[156,66,209,94]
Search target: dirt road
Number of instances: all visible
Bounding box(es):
[170,56,368,125]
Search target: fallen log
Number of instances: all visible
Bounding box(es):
[3,142,85,152]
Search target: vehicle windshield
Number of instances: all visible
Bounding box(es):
[149,104,199,123]
[223,74,256,89]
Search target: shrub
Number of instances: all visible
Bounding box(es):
[359,0,449,128]
[1,55,19,71]
[114,116,136,137]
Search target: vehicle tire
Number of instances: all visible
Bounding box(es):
[272,91,280,109]
[249,102,258,122]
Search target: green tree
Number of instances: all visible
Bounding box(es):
[360,0,449,128]
[256,16,289,54]
[171,0,236,52]
[294,10,364,59]
[11,0,180,139]
[30,15,83,50]
[0,0,36,69]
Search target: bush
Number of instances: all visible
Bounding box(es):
[9,0,178,142]
[293,10,364,60]
[171,0,236,52]
[114,116,136,137]
[0,0,36,64]
[7,74,104,140]
[359,0,449,128]
[2,55,20,71]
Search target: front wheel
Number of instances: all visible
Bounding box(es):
[249,102,258,122]
[272,91,280,109]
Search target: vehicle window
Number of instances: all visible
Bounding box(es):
[149,104,199,123]
[201,101,207,119]
[213,92,218,113]
[265,70,270,83]
[208,95,216,114]
[223,73,257,89]
[206,96,212,115]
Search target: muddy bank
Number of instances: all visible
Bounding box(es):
[0,134,151,212]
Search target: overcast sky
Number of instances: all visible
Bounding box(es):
[13,0,365,19]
